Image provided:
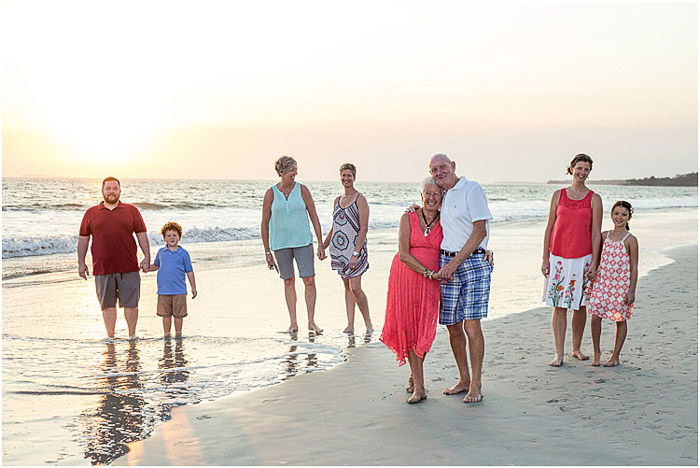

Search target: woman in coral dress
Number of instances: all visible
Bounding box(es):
[380,178,443,404]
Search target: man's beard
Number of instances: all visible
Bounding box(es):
[103,194,120,204]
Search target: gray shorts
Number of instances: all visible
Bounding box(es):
[274,244,315,280]
[95,271,141,309]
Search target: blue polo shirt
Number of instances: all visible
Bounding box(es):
[154,246,193,295]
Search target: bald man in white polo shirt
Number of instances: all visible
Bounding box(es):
[429,153,493,404]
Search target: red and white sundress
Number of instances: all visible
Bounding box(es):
[587,231,634,322]
[542,189,594,311]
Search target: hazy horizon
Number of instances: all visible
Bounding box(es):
[3,1,697,183]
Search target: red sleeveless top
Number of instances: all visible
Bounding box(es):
[549,188,594,259]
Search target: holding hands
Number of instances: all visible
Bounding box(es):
[586,266,598,282]
[434,250,494,282]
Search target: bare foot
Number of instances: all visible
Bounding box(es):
[287,324,299,333]
[548,355,564,367]
[463,384,483,403]
[365,324,374,334]
[406,376,414,393]
[309,323,323,335]
[342,327,354,334]
[571,350,590,361]
[591,352,601,366]
[603,357,620,367]
[406,391,427,404]
[443,381,470,395]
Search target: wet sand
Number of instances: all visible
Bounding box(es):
[116,244,698,465]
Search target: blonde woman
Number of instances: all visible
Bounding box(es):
[323,163,373,334]
[261,156,326,334]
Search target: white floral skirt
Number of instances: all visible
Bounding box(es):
[542,253,592,311]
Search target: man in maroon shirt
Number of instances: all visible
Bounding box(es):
[78,177,151,339]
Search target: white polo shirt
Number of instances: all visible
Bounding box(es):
[440,176,492,252]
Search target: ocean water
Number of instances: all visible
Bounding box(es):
[2,177,696,273]
[2,177,697,465]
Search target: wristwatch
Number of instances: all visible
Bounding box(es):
[352,251,360,257]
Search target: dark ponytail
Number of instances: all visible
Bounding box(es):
[611,200,633,230]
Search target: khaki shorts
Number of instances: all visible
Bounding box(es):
[157,294,188,318]
[95,271,140,309]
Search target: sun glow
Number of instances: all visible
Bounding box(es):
[2,0,697,181]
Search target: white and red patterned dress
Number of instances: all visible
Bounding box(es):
[588,231,634,322]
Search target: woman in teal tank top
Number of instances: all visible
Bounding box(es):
[261,156,326,335]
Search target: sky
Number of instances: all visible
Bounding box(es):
[2,0,697,183]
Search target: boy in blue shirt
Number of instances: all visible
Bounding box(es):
[147,222,197,338]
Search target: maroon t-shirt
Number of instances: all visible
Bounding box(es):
[79,202,148,275]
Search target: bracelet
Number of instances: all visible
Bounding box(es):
[423,268,433,278]
[265,251,271,255]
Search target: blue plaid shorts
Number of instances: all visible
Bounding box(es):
[439,253,493,325]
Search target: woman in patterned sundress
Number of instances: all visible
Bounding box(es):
[323,163,373,334]
[587,201,638,367]
[542,153,603,367]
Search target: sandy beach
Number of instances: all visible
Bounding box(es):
[3,207,696,465]
[114,243,698,465]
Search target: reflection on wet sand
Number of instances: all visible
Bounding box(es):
[149,337,204,465]
[282,333,320,380]
[81,342,146,465]
[347,331,373,349]
[78,339,199,465]
[157,337,191,421]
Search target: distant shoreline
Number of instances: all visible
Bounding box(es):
[547,172,697,187]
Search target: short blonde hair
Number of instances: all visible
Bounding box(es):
[275,156,297,176]
[339,163,357,178]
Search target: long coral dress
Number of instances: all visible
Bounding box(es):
[380,211,443,366]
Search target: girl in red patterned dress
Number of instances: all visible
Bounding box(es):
[587,201,638,367]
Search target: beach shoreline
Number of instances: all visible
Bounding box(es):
[115,244,698,466]
[3,208,697,465]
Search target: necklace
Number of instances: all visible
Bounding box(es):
[278,182,294,198]
[340,190,358,205]
[567,186,588,200]
[421,209,439,236]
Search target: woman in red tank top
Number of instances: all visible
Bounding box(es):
[541,154,603,367]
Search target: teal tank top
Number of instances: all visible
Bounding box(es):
[269,183,313,250]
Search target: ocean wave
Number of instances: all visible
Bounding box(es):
[3,202,87,211]
[3,203,696,259]
[133,201,222,210]
[2,201,227,212]
[3,235,79,259]
[2,227,263,258]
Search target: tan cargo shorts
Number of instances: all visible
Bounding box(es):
[157,294,188,318]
